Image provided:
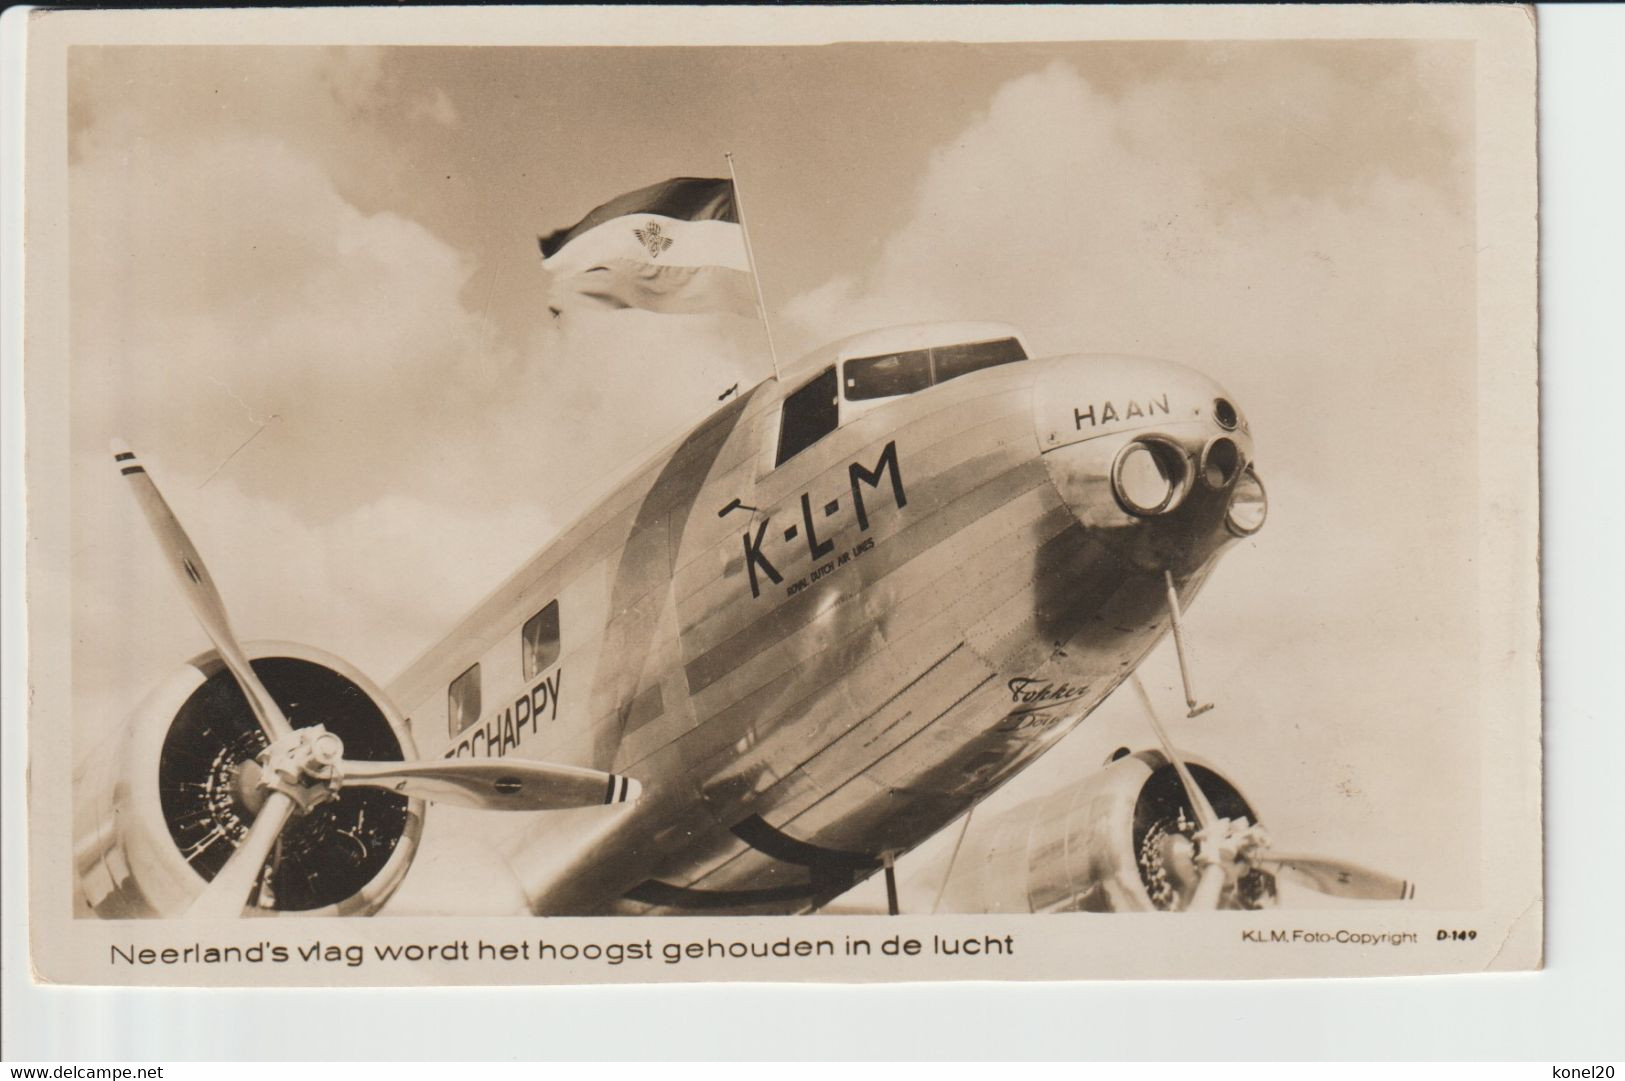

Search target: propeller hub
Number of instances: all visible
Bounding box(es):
[308,731,344,771]
[258,725,347,814]
[231,758,268,817]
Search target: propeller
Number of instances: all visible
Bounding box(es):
[1128,673,1412,909]
[114,441,642,918]
[113,440,293,743]
[1247,852,1414,902]
[340,757,639,811]
[189,791,296,919]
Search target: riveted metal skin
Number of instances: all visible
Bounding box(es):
[85,329,1263,918]
[376,339,1260,916]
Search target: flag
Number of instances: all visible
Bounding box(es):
[539,177,756,318]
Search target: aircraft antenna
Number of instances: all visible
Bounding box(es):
[725,152,783,381]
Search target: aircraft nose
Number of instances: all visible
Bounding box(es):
[1032,354,1263,565]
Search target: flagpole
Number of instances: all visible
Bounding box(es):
[724,152,783,381]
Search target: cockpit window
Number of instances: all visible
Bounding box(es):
[776,366,839,466]
[845,350,933,401]
[842,337,1027,403]
[932,337,1027,383]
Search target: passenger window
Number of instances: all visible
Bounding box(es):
[775,366,838,466]
[522,600,561,680]
[448,663,481,737]
[931,338,1028,384]
[844,350,932,401]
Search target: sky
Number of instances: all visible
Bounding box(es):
[68,40,1481,907]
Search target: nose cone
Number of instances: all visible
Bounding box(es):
[1033,354,1261,571]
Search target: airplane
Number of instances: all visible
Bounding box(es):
[74,319,1413,919]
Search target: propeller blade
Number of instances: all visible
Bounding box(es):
[1186,862,1229,911]
[113,440,293,743]
[338,758,641,812]
[187,791,295,918]
[1254,852,1414,901]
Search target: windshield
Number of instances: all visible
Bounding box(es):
[776,366,839,465]
[843,337,1027,402]
[933,337,1027,382]
[844,350,932,401]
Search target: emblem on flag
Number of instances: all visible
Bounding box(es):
[538,177,755,318]
[634,222,674,259]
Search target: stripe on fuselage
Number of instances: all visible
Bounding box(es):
[589,389,758,760]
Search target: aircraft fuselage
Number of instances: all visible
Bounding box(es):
[386,347,1255,915]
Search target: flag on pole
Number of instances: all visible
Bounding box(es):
[539,177,756,317]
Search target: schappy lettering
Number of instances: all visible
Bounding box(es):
[445,668,563,758]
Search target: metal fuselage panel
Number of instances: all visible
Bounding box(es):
[388,352,1249,915]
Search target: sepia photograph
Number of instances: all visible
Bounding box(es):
[18,5,1539,988]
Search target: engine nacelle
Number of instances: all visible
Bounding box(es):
[932,749,1277,913]
[75,642,424,918]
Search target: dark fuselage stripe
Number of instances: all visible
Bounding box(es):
[113,452,135,462]
[590,389,758,758]
[729,814,880,871]
[623,879,814,910]
[119,465,145,476]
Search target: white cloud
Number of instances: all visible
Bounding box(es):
[785,56,1480,903]
[70,125,515,515]
[784,59,1467,366]
[70,53,770,746]
[319,46,387,115]
[411,87,459,128]
[780,59,1474,546]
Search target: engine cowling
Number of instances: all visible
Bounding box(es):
[931,749,1277,913]
[74,641,424,918]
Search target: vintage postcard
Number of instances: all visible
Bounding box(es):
[18,4,1539,985]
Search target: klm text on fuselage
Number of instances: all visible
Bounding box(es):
[742,441,907,600]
